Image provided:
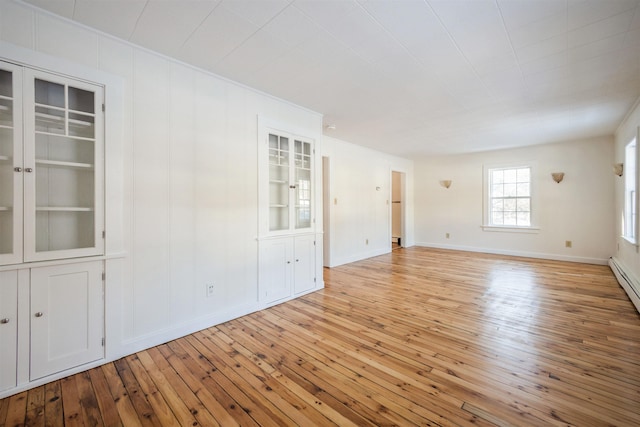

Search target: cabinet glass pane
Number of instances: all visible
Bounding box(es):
[0,68,14,256]
[0,128,13,252]
[269,134,290,231]
[294,139,311,229]
[0,69,12,97]
[33,78,97,253]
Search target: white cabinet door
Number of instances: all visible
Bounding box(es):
[294,234,315,294]
[30,261,103,380]
[0,61,24,266]
[259,238,293,304]
[0,271,18,392]
[23,69,105,262]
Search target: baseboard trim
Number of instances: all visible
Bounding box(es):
[609,257,640,314]
[415,242,608,265]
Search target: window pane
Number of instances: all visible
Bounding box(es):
[492,212,503,225]
[504,169,517,183]
[504,183,517,197]
[517,183,530,197]
[492,170,504,184]
[492,184,503,197]
[504,211,517,225]
[491,199,503,210]
[517,198,530,212]
[517,212,530,226]
[504,198,516,211]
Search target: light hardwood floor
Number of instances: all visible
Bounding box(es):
[1,247,639,426]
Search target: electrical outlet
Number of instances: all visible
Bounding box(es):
[446,233,450,239]
[565,240,572,248]
[206,283,214,297]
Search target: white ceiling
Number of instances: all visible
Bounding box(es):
[22,0,640,157]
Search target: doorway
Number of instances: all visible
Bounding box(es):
[322,156,331,266]
[391,171,404,249]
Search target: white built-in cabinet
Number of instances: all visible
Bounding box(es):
[258,120,321,304]
[0,271,18,393]
[0,59,105,395]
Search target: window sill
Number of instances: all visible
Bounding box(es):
[621,235,638,246]
[482,225,540,234]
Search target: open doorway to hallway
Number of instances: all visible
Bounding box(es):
[392,171,404,250]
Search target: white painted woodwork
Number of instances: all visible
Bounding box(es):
[29,261,104,381]
[293,234,315,295]
[0,271,18,392]
[258,234,317,304]
[258,237,292,304]
[0,61,23,266]
[0,62,105,265]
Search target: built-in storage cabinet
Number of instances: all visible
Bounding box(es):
[30,261,104,380]
[267,131,313,233]
[0,271,18,393]
[259,119,321,305]
[0,261,104,391]
[0,61,104,266]
[259,235,316,304]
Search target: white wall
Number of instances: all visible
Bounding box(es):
[414,137,615,264]
[322,136,414,267]
[612,97,640,310]
[0,1,323,362]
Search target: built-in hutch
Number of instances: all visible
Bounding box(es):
[0,59,105,394]
[258,118,323,304]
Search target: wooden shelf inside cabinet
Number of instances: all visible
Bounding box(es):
[0,155,10,162]
[35,159,94,170]
[36,207,94,212]
[270,204,288,208]
[269,180,287,184]
[0,207,11,211]
[35,111,94,127]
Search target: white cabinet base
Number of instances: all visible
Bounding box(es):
[0,271,18,392]
[30,261,104,380]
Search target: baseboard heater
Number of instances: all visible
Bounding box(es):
[609,257,640,314]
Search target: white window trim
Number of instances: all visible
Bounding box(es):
[622,129,640,246]
[482,162,539,233]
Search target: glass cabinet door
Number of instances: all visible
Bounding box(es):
[269,133,290,231]
[23,69,104,261]
[0,62,22,266]
[294,139,312,229]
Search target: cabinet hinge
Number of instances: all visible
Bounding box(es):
[313,240,316,246]
[314,277,316,283]
[102,230,106,239]
[102,103,105,112]
[102,272,106,281]
[102,337,105,346]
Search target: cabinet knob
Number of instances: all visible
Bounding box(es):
[0,318,9,324]
[296,259,299,262]
[14,167,22,172]
[35,312,44,318]
[287,261,291,264]
[25,167,33,173]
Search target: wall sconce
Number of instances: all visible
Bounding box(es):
[551,172,565,183]
[613,163,624,177]
[440,180,452,189]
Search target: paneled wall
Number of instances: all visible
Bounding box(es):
[322,136,414,267]
[414,137,615,264]
[0,1,323,360]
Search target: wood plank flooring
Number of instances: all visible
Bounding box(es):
[2,247,640,426]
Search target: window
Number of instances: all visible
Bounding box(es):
[488,166,531,227]
[624,138,637,243]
